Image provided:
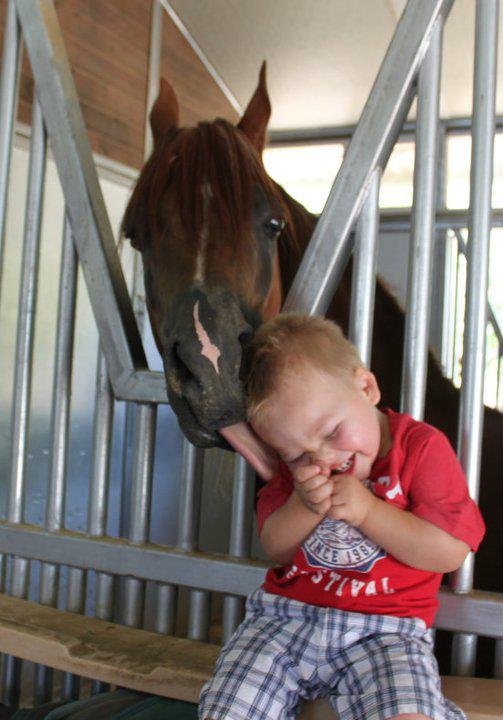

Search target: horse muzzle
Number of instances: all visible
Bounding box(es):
[161,287,257,447]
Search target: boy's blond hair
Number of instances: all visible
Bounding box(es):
[245,312,364,420]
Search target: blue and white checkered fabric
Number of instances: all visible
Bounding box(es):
[199,588,466,720]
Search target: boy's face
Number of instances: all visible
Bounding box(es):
[251,361,389,481]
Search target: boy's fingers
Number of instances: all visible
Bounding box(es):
[294,465,322,483]
[307,483,333,504]
[302,474,332,492]
[308,498,331,515]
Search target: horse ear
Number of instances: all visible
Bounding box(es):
[237,61,271,154]
[150,77,179,146]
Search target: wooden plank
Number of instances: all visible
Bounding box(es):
[0,593,218,704]
[0,0,239,169]
[300,684,503,720]
[0,594,502,719]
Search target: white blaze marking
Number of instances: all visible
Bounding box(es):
[194,301,221,374]
[194,221,208,282]
[193,183,212,283]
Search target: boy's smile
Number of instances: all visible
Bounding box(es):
[251,361,392,481]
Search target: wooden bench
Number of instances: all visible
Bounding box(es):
[0,595,501,719]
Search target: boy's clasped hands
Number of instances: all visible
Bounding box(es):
[292,463,378,528]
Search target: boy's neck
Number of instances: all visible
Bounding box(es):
[377,408,392,457]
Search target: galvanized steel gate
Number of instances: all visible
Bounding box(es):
[0,0,503,708]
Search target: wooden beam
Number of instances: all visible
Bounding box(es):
[0,594,502,719]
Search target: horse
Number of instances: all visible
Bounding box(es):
[122,65,502,671]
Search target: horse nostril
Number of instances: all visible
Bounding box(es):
[165,341,195,393]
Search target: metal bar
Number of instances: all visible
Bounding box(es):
[35,213,77,705]
[123,404,156,628]
[268,116,503,147]
[430,125,448,367]
[283,0,454,315]
[0,522,502,637]
[488,311,503,348]
[0,520,265,597]
[380,208,503,232]
[62,567,86,700]
[144,0,164,158]
[14,0,155,399]
[141,0,179,638]
[348,168,380,366]
[120,0,162,635]
[2,97,47,707]
[177,443,209,641]
[88,354,114,539]
[401,18,442,418]
[442,233,457,378]
[85,350,114,696]
[450,239,462,380]
[222,456,255,644]
[0,0,22,280]
[450,0,499,677]
[187,590,210,640]
[154,583,177,636]
[89,349,115,676]
[452,230,503,350]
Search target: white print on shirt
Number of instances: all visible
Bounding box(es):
[302,517,386,572]
[375,475,404,501]
[310,569,395,596]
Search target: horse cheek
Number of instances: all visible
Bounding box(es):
[261,250,283,320]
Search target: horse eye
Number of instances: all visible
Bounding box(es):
[264,216,285,239]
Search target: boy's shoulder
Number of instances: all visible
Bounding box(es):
[386,408,450,456]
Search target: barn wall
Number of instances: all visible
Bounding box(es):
[0,0,239,170]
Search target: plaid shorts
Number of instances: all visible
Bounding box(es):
[199,588,466,720]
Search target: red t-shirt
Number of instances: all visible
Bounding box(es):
[257,409,485,626]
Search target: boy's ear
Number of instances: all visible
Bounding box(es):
[354,367,381,406]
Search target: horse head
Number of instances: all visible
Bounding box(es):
[122,65,301,453]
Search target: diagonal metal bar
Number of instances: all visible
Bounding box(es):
[14,0,168,403]
[284,0,455,315]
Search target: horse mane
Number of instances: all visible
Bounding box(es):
[122,119,293,253]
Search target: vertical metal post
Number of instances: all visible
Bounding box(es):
[122,0,166,632]
[63,348,114,699]
[1,96,46,706]
[451,0,498,676]
[143,0,179,636]
[222,456,255,643]
[177,442,208,640]
[401,18,442,418]
[61,566,86,699]
[441,230,458,379]
[88,351,114,694]
[123,403,156,628]
[348,168,381,366]
[34,213,77,705]
[430,124,449,368]
[144,0,163,158]
[0,0,22,279]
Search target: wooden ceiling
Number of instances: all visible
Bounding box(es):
[0,0,240,170]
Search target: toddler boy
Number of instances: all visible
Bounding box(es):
[199,313,485,720]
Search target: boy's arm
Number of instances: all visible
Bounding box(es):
[358,495,470,573]
[259,491,323,565]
